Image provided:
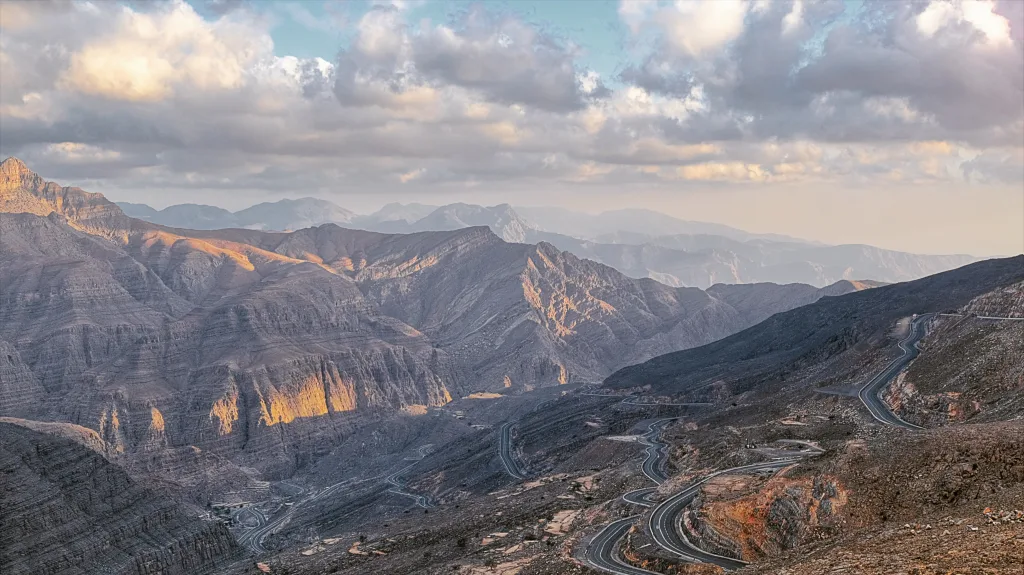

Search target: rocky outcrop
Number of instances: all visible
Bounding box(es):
[0,157,135,240]
[0,421,238,575]
[691,474,848,561]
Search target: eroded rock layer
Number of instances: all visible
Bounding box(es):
[0,421,237,575]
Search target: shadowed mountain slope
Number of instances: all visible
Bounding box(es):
[0,421,237,575]
[604,255,1024,395]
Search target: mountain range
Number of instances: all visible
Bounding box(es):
[117,197,981,288]
[0,156,860,481]
[3,155,1023,575]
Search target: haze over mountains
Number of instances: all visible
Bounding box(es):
[118,196,981,289]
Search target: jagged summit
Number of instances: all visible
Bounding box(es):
[0,157,132,238]
[0,157,36,193]
[0,156,29,176]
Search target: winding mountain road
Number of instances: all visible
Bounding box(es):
[577,313,940,573]
[584,516,664,575]
[621,486,658,508]
[857,314,930,430]
[639,419,674,484]
[498,422,528,480]
[235,445,436,554]
[385,462,435,508]
[584,418,676,574]
[647,458,801,570]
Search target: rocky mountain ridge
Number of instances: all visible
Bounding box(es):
[0,157,859,482]
[604,254,1024,397]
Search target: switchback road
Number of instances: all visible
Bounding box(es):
[584,516,663,575]
[584,418,675,574]
[857,314,930,430]
[639,419,674,484]
[647,459,801,570]
[385,462,435,508]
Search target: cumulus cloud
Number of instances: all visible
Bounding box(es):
[61,3,266,102]
[620,0,1023,147]
[331,3,607,113]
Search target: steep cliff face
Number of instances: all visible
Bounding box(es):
[0,421,238,575]
[0,341,45,415]
[0,157,135,240]
[0,206,461,478]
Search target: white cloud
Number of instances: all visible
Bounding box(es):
[660,0,750,57]
[917,0,1012,45]
[618,0,659,34]
[60,0,272,102]
[42,142,121,163]
[781,0,803,36]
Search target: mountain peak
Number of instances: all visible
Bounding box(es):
[0,157,32,181]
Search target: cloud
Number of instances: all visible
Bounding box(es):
[61,2,268,102]
[619,0,1024,147]
[660,0,750,56]
[331,4,608,113]
[0,0,1019,207]
[961,147,1024,183]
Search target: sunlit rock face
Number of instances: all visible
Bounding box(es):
[0,182,462,476]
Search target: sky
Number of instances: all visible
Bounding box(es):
[0,0,1022,255]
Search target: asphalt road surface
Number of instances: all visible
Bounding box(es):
[498,422,527,480]
[857,314,930,430]
[621,486,658,508]
[583,418,675,573]
[647,459,800,571]
[584,516,664,575]
[386,461,436,508]
[639,419,674,484]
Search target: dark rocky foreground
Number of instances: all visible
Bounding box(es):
[0,421,238,575]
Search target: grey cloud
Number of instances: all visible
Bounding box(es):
[193,0,251,15]
[1,0,1021,202]
[411,9,601,112]
[332,5,606,112]
[961,150,1024,184]
[618,62,694,99]
[623,0,1023,147]
[795,5,1022,134]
